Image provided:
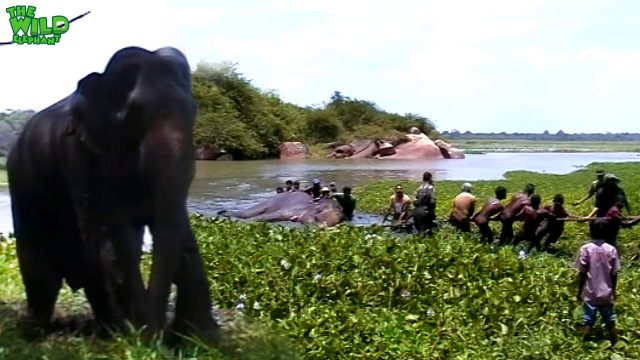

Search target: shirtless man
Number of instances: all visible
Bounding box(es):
[499,183,535,246]
[537,194,580,251]
[448,182,476,232]
[513,194,551,252]
[383,185,412,226]
[471,186,507,244]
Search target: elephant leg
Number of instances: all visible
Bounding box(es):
[17,242,63,332]
[111,225,147,327]
[83,237,124,332]
[169,230,219,343]
[12,197,62,334]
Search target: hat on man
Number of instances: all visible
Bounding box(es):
[604,173,620,182]
[329,182,336,187]
[321,186,330,193]
[312,178,321,185]
[395,185,404,192]
[461,182,472,191]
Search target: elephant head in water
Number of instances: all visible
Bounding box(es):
[7,46,217,342]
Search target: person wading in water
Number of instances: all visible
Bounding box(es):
[413,172,437,234]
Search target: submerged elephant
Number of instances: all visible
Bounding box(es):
[7,46,217,341]
[221,192,344,227]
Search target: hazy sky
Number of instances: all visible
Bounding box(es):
[1,0,639,133]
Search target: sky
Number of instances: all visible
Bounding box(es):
[1,0,639,133]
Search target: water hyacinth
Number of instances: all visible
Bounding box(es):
[2,163,640,358]
[427,307,435,317]
[312,273,322,283]
[279,259,291,271]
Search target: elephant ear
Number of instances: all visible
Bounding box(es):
[67,72,102,135]
[67,63,143,145]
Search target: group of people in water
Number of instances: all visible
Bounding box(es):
[274,169,638,253]
[383,170,640,253]
[276,178,357,221]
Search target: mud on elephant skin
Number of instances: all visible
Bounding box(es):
[6,46,218,343]
[220,191,345,227]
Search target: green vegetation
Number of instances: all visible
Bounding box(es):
[0,155,6,186]
[448,139,640,153]
[191,63,436,160]
[2,162,640,358]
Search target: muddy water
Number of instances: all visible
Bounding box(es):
[2,152,640,236]
[187,152,640,215]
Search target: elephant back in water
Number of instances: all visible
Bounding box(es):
[223,191,345,227]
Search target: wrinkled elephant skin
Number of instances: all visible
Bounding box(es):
[224,192,344,227]
[7,46,218,342]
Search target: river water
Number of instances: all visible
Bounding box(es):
[1,152,640,236]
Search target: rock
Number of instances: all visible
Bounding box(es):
[434,139,465,159]
[278,142,308,160]
[376,141,396,157]
[385,133,442,159]
[194,146,218,160]
[330,144,354,158]
[216,153,234,161]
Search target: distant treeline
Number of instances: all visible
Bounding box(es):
[1,63,438,160]
[192,62,437,159]
[0,109,35,156]
[442,130,640,142]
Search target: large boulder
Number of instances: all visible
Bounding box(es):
[278,142,308,160]
[330,144,354,158]
[381,132,441,159]
[434,139,465,159]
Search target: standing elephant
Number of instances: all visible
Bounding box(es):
[6,46,217,341]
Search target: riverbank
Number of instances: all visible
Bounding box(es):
[451,139,640,153]
[1,162,640,358]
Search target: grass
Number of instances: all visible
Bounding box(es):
[450,139,640,153]
[2,162,640,358]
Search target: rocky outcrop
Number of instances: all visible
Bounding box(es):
[434,139,465,159]
[194,146,234,161]
[329,130,465,160]
[278,142,308,160]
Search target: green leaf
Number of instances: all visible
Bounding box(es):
[500,323,509,336]
[405,314,420,322]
